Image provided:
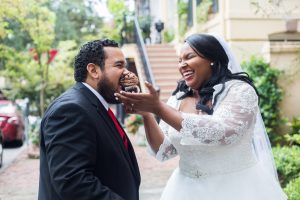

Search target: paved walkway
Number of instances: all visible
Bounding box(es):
[0,134,178,200]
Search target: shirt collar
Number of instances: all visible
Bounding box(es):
[82,82,109,110]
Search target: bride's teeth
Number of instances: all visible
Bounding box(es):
[183,71,194,77]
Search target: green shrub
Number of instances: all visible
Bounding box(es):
[178,0,188,37]
[273,146,300,187]
[28,117,41,146]
[163,30,175,43]
[241,56,283,144]
[287,117,300,135]
[285,117,300,146]
[284,176,300,200]
[196,0,213,24]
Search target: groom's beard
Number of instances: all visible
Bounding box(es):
[97,73,120,104]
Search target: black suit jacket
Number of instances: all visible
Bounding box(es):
[38,82,140,200]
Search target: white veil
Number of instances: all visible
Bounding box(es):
[208,33,279,181]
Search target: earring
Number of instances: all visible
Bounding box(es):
[210,62,214,66]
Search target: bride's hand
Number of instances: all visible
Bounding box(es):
[123,103,149,117]
[115,81,162,115]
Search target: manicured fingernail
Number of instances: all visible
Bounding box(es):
[115,97,119,100]
[114,93,117,96]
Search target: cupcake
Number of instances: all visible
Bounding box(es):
[120,71,140,93]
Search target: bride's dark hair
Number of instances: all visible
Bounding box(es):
[172,33,258,114]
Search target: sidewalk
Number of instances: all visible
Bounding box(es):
[0,135,178,200]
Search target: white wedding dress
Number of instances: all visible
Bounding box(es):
[149,80,287,200]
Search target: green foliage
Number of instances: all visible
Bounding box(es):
[163,29,175,43]
[273,146,300,187]
[107,0,132,43]
[178,0,188,37]
[45,40,76,105]
[0,0,76,116]
[24,6,56,53]
[47,0,104,45]
[285,117,300,146]
[0,0,56,52]
[0,19,32,51]
[287,117,300,135]
[98,24,123,44]
[284,176,300,200]
[0,0,26,39]
[285,134,300,146]
[196,0,213,24]
[0,44,39,101]
[241,56,283,143]
[28,117,41,146]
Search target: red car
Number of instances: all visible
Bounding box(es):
[0,100,25,146]
[0,129,3,167]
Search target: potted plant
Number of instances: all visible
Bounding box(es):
[125,114,143,135]
[27,116,41,159]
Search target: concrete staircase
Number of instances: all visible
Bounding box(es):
[146,44,181,102]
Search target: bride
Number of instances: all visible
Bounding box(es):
[116,33,287,199]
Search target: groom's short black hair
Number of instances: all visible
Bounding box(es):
[74,39,119,82]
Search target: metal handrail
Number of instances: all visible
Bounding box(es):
[133,16,156,87]
[118,15,160,123]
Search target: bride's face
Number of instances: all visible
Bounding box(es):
[178,43,212,90]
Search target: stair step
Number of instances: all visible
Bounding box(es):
[150,63,179,67]
[156,83,178,88]
[154,75,180,80]
[148,52,178,57]
[159,89,176,94]
[145,44,179,102]
[152,71,179,76]
[155,81,178,86]
[159,84,179,89]
[153,74,181,79]
[146,44,174,48]
[147,48,177,52]
[155,83,179,88]
[149,58,178,62]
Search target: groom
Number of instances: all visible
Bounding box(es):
[38,39,140,200]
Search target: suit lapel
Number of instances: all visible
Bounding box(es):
[75,83,140,184]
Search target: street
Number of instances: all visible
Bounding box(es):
[0,143,26,174]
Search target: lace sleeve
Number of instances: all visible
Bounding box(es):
[147,95,179,161]
[180,82,258,146]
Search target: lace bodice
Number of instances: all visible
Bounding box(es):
[151,80,259,178]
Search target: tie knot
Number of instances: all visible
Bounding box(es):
[107,108,116,118]
[107,108,113,114]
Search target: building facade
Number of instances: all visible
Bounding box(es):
[140,0,300,118]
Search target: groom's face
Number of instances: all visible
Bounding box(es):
[97,47,127,104]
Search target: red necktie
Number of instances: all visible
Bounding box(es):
[107,108,128,150]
